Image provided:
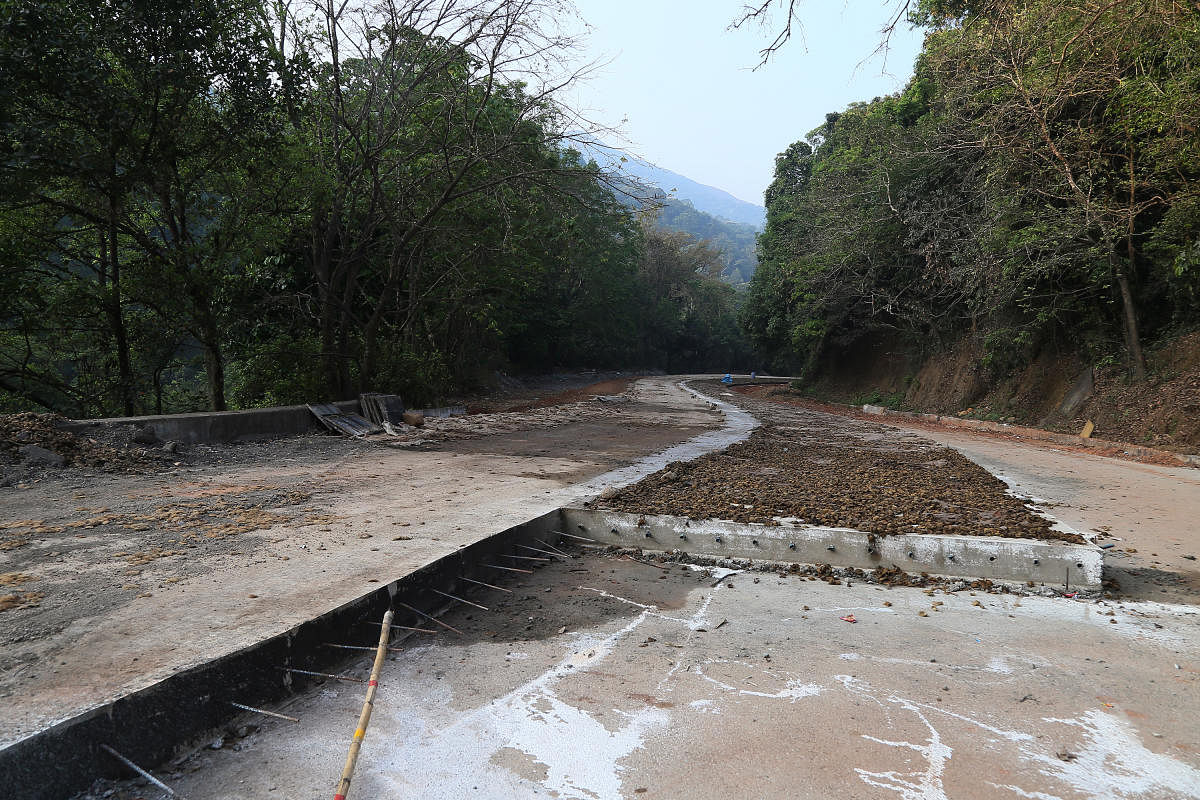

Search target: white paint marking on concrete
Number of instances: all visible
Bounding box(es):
[986,657,1013,674]
[856,696,953,800]
[577,585,718,631]
[986,781,1065,800]
[576,587,656,612]
[374,571,746,800]
[376,609,666,800]
[692,659,822,702]
[833,674,1200,800]
[1033,711,1200,798]
[815,605,898,613]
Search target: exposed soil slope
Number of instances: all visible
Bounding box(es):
[803,330,1200,453]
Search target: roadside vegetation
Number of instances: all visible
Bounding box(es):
[0,0,748,417]
[742,0,1200,394]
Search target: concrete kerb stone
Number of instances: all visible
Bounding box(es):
[860,404,1198,468]
[561,508,1103,590]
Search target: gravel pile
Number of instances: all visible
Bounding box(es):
[597,423,1080,544]
[0,412,160,472]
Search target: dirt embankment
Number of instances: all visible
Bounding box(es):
[803,330,1200,453]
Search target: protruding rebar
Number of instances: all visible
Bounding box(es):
[229,701,300,723]
[518,544,566,559]
[100,744,189,799]
[281,667,366,683]
[533,538,572,556]
[555,531,599,542]
[503,553,551,562]
[485,563,533,574]
[431,588,489,611]
[362,621,437,634]
[323,643,405,654]
[458,575,512,593]
[397,601,464,635]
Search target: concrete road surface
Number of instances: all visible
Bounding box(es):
[162,554,1200,800]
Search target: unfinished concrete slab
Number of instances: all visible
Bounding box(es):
[7,374,1199,798]
[0,378,749,755]
[1,511,574,800]
[561,508,1104,589]
[131,552,1200,800]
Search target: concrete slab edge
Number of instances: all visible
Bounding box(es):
[0,510,564,800]
[562,508,1103,590]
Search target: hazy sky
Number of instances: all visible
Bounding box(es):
[564,1,926,206]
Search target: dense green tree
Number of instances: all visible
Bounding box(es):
[0,0,759,417]
[1,0,282,412]
[744,0,1200,383]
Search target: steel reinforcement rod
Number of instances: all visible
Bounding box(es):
[333,608,393,800]
[100,744,189,800]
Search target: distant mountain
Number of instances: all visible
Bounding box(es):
[656,197,759,285]
[578,141,766,230]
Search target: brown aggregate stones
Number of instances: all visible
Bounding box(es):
[599,394,1080,544]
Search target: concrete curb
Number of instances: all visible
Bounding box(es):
[860,404,1199,468]
[563,508,1103,590]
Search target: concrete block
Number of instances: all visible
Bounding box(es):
[62,400,361,445]
[561,508,1102,590]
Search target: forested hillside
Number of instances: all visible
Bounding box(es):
[655,197,759,285]
[0,0,748,417]
[743,0,1200,398]
[579,141,767,228]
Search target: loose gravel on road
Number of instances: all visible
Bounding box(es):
[599,385,1077,543]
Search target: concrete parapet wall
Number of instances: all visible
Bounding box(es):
[62,400,360,444]
[561,508,1103,590]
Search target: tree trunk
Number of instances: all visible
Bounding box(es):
[1121,131,1148,382]
[1109,251,1147,381]
[313,213,342,396]
[106,192,136,415]
[203,339,227,411]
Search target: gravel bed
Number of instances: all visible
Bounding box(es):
[596,410,1081,544]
